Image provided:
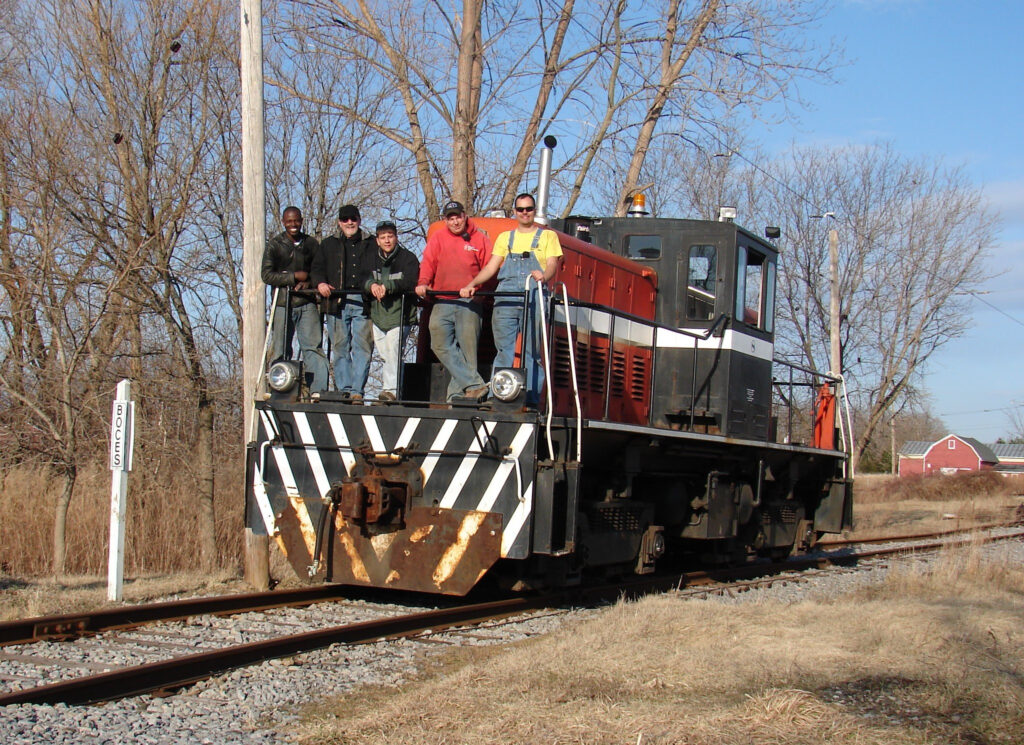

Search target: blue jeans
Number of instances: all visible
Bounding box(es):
[325,301,373,394]
[372,324,411,397]
[270,302,329,393]
[492,290,545,403]
[428,300,484,401]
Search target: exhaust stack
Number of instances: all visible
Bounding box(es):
[535,135,557,225]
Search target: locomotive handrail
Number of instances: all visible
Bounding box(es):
[553,295,729,343]
[251,287,282,443]
[529,277,559,459]
[425,289,534,298]
[771,357,842,385]
[546,294,850,456]
[548,294,732,431]
[558,283,584,462]
[769,360,852,462]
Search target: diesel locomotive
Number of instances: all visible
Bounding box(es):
[245,145,853,595]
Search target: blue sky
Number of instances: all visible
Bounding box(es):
[757,0,1024,441]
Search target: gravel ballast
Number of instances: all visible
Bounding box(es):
[1,537,1021,744]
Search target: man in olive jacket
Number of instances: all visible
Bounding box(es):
[311,204,374,402]
[362,221,419,401]
[261,206,328,392]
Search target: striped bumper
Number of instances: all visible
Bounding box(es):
[249,404,539,594]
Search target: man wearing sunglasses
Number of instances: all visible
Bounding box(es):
[460,193,562,404]
[312,204,374,403]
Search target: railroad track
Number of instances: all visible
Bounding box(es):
[2,523,1021,707]
[817,512,1024,550]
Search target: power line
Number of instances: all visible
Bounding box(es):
[941,403,1023,417]
[689,125,1024,329]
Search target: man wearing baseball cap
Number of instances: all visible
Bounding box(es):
[415,200,493,402]
[362,220,419,402]
[312,203,373,402]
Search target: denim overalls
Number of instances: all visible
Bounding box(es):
[492,229,545,401]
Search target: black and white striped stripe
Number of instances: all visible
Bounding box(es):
[252,406,539,559]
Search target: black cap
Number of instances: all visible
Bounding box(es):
[338,204,361,221]
[442,200,464,217]
[375,220,397,233]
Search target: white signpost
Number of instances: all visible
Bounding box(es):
[107,380,135,602]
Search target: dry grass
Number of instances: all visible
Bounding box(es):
[297,544,1024,745]
[849,471,1024,538]
[856,470,1024,505]
[0,456,245,578]
[0,571,250,621]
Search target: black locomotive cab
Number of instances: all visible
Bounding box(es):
[553,215,779,440]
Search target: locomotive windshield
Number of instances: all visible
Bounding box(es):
[685,244,717,321]
[735,244,776,332]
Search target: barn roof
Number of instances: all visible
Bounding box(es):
[991,443,1024,460]
[959,436,998,464]
[899,441,931,457]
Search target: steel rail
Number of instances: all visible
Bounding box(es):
[816,516,1024,550]
[6,512,1021,651]
[4,517,1019,649]
[0,584,357,647]
[2,528,1022,707]
[0,595,555,706]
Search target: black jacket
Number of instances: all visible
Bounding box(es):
[362,244,420,331]
[311,228,372,315]
[261,230,319,307]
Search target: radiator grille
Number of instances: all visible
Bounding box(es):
[589,503,644,532]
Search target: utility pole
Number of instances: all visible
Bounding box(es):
[890,416,897,475]
[241,0,269,590]
[828,226,840,377]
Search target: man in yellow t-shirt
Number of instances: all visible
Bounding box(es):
[460,193,562,402]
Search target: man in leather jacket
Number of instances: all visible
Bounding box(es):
[261,206,328,392]
[311,204,374,402]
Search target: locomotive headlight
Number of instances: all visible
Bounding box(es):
[490,368,525,402]
[267,360,301,392]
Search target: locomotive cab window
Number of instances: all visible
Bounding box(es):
[684,244,717,321]
[735,245,775,331]
[625,234,661,261]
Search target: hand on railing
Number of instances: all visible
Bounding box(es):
[420,289,528,298]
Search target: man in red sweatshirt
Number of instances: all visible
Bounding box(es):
[415,200,493,402]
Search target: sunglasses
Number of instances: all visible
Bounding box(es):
[514,205,535,213]
[340,217,359,223]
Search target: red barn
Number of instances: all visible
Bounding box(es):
[898,434,998,476]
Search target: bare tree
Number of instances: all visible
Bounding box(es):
[746,143,997,470]
[1007,405,1024,444]
[263,29,413,236]
[48,0,242,571]
[610,1,834,215]
[0,0,242,573]
[0,90,128,574]
[270,0,832,221]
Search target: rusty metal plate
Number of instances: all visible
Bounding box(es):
[328,507,503,595]
[274,499,318,579]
